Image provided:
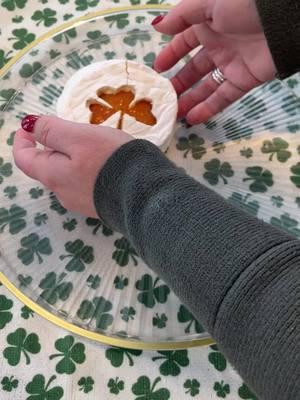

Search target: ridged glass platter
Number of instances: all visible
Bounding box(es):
[0,6,300,349]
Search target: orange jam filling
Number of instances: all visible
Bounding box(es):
[88,86,157,130]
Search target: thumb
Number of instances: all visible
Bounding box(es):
[21,115,102,155]
[152,0,211,35]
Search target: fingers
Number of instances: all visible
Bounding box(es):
[152,0,210,35]
[183,79,245,125]
[154,26,200,73]
[171,48,214,95]
[13,129,69,188]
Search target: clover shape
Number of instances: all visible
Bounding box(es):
[88,85,157,130]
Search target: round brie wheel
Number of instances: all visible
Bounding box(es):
[56,60,178,151]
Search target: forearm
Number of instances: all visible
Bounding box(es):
[94,140,300,399]
[255,0,300,78]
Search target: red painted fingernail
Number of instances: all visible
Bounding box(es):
[151,15,165,26]
[21,115,40,133]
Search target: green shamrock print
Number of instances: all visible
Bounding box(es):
[105,346,142,367]
[52,68,64,79]
[53,28,77,44]
[228,193,259,217]
[12,15,23,22]
[243,166,274,193]
[153,313,168,329]
[136,274,170,308]
[4,328,41,366]
[176,134,206,159]
[120,306,136,322]
[49,49,61,60]
[208,345,227,372]
[18,274,32,287]
[268,80,282,93]
[271,213,300,237]
[29,187,44,199]
[60,239,94,272]
[9,28,35,50]
[143,52,156,67]
[105,13,130,29]
[18,233,52,265]
[86,217,113,236]
[152,350,189,376]
[125,52,137,60]
[77,297,113,330]
[0,204,27,234]
[0,295,13,329]
[66,51,93,70]
[6,131,16,146]
[25,374,63,400]
[1,376,18,392]
[0,157,13,183]
[21,305,34,320]
[290,162,300,188]
[114,275,129,290]
[0,88,23,112]
[281,94,300,117]
[240,147,253,159]
[49,335,85,375]
[132,376,170,400]
[105,51,116,60]
[287,78,299,89]
[75,0,98,11]
[83,30,110,50]
[222,118,253,141]
[108,377,124,395]
[123,29,151,47]
[39,272,73,306]
[214,381,230,398]
[78,376,94,394]
[4,186,18,199]
[64,13,74,21]
[288,123,300,133]
[86,274,101,290]
[113,237,139,266]
[19,62,42,79]
[271,195,284,208]
[177,304,204,334]
[183,379,200,397]
[31,8,57,27]
[40,84,63,107]
[204,159,234,185]
[261,138,291,162]
[238,383,258,399]
[34,213,48,226]
[2,0,27,10]
[62,218,77,231]
[239,95,267,120]
[0,49,12,68]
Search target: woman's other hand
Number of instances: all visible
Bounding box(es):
[153,0,276,124]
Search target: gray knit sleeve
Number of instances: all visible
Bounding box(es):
[94,139,300,400]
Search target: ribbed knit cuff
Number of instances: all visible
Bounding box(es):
[256,0,300,79]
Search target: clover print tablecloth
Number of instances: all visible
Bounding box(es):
[0,0,266,399]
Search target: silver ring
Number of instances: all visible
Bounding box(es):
[212,68,226,85]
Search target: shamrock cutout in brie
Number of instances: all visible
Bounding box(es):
[88,85,157,130]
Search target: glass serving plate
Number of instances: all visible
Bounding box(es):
[1,5,300,350]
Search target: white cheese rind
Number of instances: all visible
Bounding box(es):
[56,60,178,151]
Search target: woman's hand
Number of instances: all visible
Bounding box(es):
[153,0,276,124]
[13,115,132,217]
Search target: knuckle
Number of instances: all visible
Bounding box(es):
[39,118,53,147]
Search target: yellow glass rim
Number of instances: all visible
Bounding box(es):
[0,5,214,350]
